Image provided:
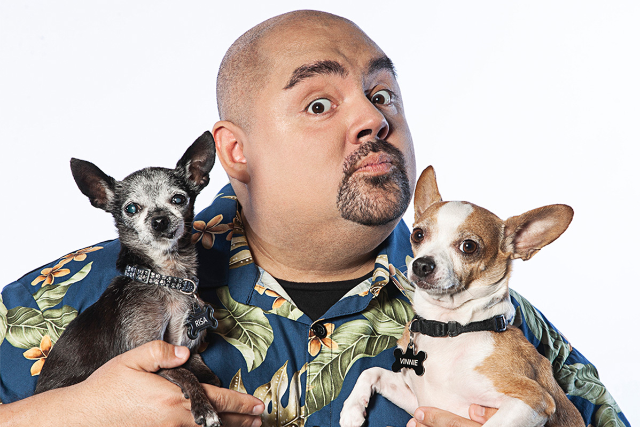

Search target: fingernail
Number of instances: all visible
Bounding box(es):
[473,406,485,417]
[407,420,417,427]
[414,409,424,421]
[252,404,264,415]
[174,346,189,359]
[251,416,263,427]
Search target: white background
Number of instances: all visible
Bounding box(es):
[1,1,638,423]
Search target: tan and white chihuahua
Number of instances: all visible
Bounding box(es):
[340,166,584,427]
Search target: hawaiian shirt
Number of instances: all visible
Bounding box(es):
[0,184,629,427]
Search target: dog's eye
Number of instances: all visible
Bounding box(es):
[460,240,478,254]
[125,203,139,215]
[171,194,187,205]
[411,228,425,244]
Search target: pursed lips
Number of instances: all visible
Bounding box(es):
[353,152,394,175]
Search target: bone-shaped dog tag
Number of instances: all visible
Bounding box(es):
[186,303,218,340]
[392,347,426,376]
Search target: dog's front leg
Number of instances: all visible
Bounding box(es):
[184,353,222,387]
[340,367,418,427]
[480,397,548,427]
[158,366,221,427]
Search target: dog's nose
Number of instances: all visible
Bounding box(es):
[413,256,436,278]
[151,216,169,232]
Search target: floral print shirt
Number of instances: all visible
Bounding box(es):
[0,184,629,427]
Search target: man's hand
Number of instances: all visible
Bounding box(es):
[1,340,264,427]
[407,405,498,427]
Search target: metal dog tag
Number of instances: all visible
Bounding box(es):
[185,303,218,340]
[392,346,426,376]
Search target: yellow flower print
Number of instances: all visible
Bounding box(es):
[308,323,338,357]
[23,335,52,376]
[59,246,103,264]
[31,262,71,286]
[191,214,233,249]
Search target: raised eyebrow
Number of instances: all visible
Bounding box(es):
[284,60,348,90]
[368,55,397,78]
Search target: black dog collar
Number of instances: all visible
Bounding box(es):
[124,265,198,295]
[410,314,508,337]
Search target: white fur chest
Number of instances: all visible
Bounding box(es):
[405,332,505,418]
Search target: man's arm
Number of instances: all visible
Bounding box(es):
[408,406,497,427]
[0,341,264,427]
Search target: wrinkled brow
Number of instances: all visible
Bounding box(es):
[284,60,348,89]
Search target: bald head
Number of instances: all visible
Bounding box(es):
[216,10,377,131]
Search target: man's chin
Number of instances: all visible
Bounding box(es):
[337,178,410,227]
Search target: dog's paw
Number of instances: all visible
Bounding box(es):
[339,396,368,427]
[194,410,221,427]
[190,394,221,426]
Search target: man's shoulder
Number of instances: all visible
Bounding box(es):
[2,239,121,312]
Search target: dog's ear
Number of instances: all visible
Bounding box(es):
[413,166,442,223]
[504,204,573,261]
[70,158,116,211]
[176,131,216,193]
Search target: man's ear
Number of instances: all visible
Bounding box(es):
[212,121,249,184]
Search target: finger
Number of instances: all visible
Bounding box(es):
[409,407,483,427]
[203,385,265,416]
[468,405,498,424]
[218,413,263,427]
[117,340,190,373]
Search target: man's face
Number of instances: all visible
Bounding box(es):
[241,20,416,230]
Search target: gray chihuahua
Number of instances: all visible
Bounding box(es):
[35,132,222,427]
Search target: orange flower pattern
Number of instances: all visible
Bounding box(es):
[59,246,103,264]
[254,283,287,310]
[308,323,338,357]
[23,335,52,376]
[192,214,233,249]
[30,262,70,287]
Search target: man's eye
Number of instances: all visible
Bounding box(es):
[370,89,392,105]
[307,98,332,114]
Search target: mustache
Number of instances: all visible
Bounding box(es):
[342,139,406,177]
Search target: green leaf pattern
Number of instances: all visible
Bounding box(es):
[305,289,413,416]
[0,294,7,346]
[231,363,307,427]
[32,262,93,311]
[3,257,96,378]
[214,286,274,372]
[510,290,625,426]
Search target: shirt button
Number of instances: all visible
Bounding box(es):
[311,323,327,339]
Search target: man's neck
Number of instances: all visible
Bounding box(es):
[241,211,395,282]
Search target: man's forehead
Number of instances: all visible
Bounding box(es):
[260,20,388,82]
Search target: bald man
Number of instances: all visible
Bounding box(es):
[0,10,628,427]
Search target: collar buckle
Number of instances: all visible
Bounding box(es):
[447,321,461,337]
[180,278,198,295]
[494,315,507,332]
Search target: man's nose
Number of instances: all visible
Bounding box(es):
[349,96,390,145]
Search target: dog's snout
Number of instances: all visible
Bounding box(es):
[413,256,436,278]
[151,216,169,232]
